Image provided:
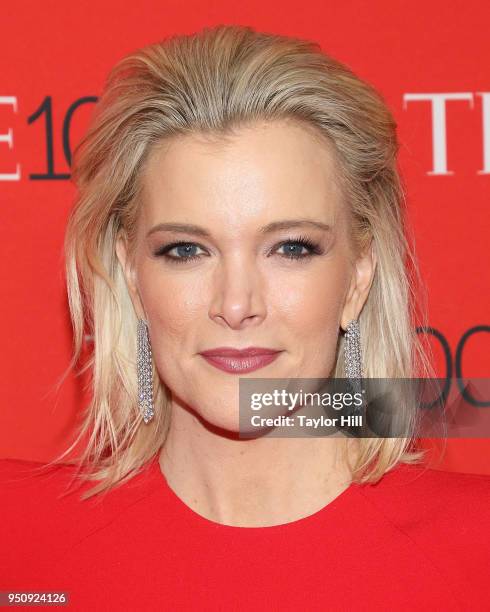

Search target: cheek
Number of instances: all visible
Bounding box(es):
[138,264,206,343]
[269,262,347,378]
[269,261,348,336]
[137,267,208,394]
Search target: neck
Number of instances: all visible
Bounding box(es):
[158,402,359,527]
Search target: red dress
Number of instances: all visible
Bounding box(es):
[1,454,489,611]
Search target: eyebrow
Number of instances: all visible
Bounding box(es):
[146,219,332,238]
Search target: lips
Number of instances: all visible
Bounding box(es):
[199,347,282,374]
[200,347,280,357]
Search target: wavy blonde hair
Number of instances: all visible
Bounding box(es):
[44,24,436,499]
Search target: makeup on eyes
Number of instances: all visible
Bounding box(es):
[152,234,327,264]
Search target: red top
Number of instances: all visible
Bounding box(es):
[1,454,489,611]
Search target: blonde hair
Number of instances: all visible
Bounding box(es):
[45,24,436,499]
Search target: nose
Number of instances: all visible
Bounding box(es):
[208,253,267,330]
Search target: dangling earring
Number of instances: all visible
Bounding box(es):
[137,318,155,424]
[344,319,363,396]
[344,319,363,378]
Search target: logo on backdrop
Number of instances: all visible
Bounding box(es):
[1,92,490,179]
[0,95,97,181]
[416,325,490,407]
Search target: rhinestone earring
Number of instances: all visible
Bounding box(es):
[344,319,363,396]
[137,318,155,424]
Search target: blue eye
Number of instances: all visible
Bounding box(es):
[154,241,205,263]
[153,235,323,264]
[275,237,321,260]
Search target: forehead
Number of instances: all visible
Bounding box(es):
[139,119,344,230]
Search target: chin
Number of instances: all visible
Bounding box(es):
[196,408,242,434]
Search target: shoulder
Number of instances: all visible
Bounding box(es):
[0,456,155,516]
[0,457,106,548]
[354,463,490,606]
[0,456,156,583]
[0,457,78,510]
[0,457,90,582]
[359,461,490,518]
[357,461,490,554]
[0,457,102,514]
[0,455,160,585]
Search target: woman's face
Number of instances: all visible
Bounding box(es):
[117,119,375,432]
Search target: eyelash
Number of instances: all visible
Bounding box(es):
[153,235,323,264]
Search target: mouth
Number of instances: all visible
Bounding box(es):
[199,348,283,374]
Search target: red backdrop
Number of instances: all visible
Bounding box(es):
[1,1,488,473]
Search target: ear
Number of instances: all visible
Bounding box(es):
[115,233,146,320]
[340,239,377,331]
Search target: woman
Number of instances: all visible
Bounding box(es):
[1,24,489,610]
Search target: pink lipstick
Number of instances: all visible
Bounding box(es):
[199,347,282,374]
